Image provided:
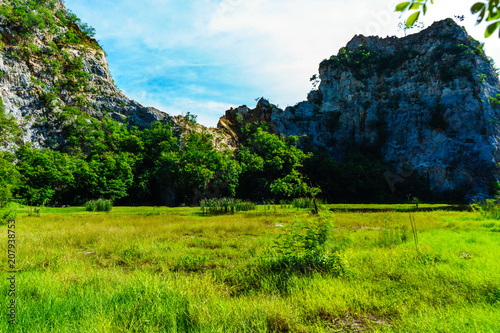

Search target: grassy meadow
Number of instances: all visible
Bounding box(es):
[1,203,499,332]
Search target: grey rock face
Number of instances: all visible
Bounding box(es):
[0,0,169,149]
[220,19,500,198]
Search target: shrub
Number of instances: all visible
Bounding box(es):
[269,215,342,275]
[40,91,58,108]
[60,29,81,45]
[489,93,500,108]
[85,198,113,212]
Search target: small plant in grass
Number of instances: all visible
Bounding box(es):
[413,196,420,210]
[0,209,16,226]
[27,207,41,217]
[470,199,500,219]
[271,213,345,274]
[407,194,421,210]
[225,212,346,294]
[84,198,113,212]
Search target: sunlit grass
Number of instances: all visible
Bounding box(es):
[1,205,499,332]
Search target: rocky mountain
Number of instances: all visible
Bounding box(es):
[0,0,211,149]
[219,19,500,199]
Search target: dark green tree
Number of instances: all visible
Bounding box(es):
[174,131,240,205]
[128,122,179,205]
[14,145,76,206]
[236,123,317,201]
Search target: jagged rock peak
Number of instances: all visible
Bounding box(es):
[344,19,471,52]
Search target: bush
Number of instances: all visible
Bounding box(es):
[85,199,113,212]
[269,215,342,274]
[489,93,500,108]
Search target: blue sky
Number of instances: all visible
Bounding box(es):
[63,0,500,127]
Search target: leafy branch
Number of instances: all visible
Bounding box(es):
[396,0,500,38]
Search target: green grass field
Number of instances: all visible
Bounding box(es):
[1,204,499,332]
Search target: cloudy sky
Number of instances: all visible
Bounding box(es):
[63,0,500,127]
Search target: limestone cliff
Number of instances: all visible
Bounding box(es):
[219,19,500,198]
[0,0,170,149]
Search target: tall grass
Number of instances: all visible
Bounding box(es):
[84,198,113,212]
[292,197,323,209]
[199,197,256,214]
[2,205,499,332]
[376,224,410,247]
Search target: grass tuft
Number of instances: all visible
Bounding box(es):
[84,198,113,212]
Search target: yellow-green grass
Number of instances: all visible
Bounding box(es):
[1,205,499,332]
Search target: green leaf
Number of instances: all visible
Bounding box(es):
[395,2,410,12]
[477,8,487,23]
[471,2,485,14]
[409,3,423,10]
[423,4,427,15]
[406,11,420,28]
[485,21,500,37]
[487,10,500,21]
